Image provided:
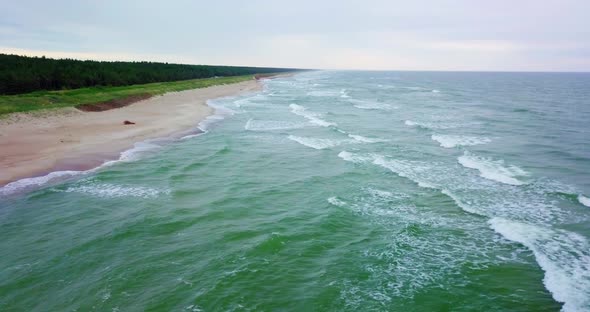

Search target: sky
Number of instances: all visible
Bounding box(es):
[1,0,589,71]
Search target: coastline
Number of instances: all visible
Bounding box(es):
[0,79,261,188]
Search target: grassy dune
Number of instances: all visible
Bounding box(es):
[0,75,253,115]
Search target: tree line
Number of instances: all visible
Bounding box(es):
[0,54,299,95]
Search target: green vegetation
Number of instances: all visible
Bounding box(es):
[0,75,254,115]
[0,54,298,95]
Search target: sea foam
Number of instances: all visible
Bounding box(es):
[489,218,590,312]
[578,195,590,207]
[288,135,346,150]
[180,132,206,140]
[0,170,83,197]
[431,134,491,148]
[245,119,304,131]
[0,141,162,197]
[182,99,239,139]
[350,99,394,110]
[340,89,350,98]
[327,196,347,207]
[337,151,569,223]
[62,183,170,199]
[289,104,337,127]
[286,130,385,151]
[339,149,590,310]
[458,151,527,186]
[307,90,340,97]
[233,98,250,108]
[371,155,436,189]
[337,151,373,163]
[347,134,389,143]
[197,99,237,132]
[405,120,461,130]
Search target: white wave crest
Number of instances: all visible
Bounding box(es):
[245,119,304,131]
[340,89,350,98]
[403,86,428,91]
[289,104,337,127]
[337,151,372,164]
[117,142,161,162]
[458,152,527,186]
[440,189,482,215]
[182,100,235,139]
[348,134,389,143]
[339,152,437,188]
[336,149,590,309]
[307,90,340,97]
[489,218,590,312]
[288,135,346,150]
[62,183,170,199]
[327,196,347,207]
[405,120,462,130]
[198,100,236,132]
[233,98,250,107]
[0,171,82,197]
[180,132,206,140]
[350,99,394,110]
[431,134,491,148]
[365,188,397,199]
[234,94,268,108]
[342,151,580,224]
[578,195,590,207]
[372,156,436,189]
[197,114,226,132]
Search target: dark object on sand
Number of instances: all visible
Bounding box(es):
[123,120,136,125]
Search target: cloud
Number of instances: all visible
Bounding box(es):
[422,40,523,53]
[1,0,589,71]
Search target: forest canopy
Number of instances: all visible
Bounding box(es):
[0,54,300,95]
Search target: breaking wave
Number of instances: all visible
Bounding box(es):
[245,119,305,131]
[458,151,528,186]
[351,99,395,110]
[347,134,389,143]
[405,120,463,130]
[288,135,347,150]
[289,104,337,127]
[431,134,491,148]
[489,218,590,312]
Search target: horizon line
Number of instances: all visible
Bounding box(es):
[3,51,590,74]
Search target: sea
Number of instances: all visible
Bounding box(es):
[1,71,589,311]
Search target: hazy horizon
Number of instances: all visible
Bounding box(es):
[2,0,590,72]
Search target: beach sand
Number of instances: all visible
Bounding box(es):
[0,80,261,186]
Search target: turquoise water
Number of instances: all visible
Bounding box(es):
[1,71,589,311]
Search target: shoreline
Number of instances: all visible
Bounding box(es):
[0,79,262,189]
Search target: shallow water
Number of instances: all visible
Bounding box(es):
[1,71,589,311]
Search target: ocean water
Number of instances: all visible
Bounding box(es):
[1,71,589,311]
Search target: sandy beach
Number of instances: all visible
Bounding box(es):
[0,79,261,186]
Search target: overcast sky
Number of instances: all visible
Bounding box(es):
[1,0,589,71]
